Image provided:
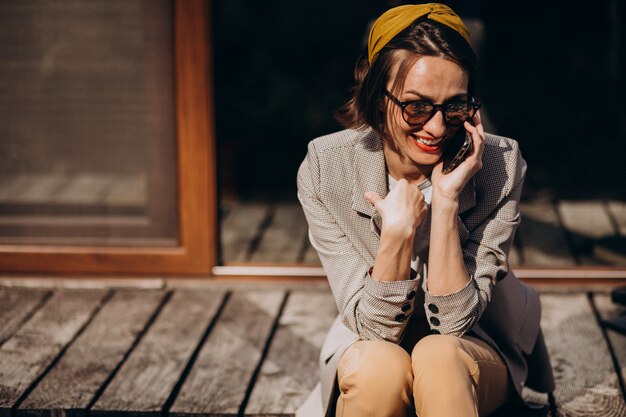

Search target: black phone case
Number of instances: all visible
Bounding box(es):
[442,128,472,173]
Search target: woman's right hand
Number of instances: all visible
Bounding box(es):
[364,179,427,237]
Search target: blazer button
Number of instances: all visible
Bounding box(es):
[395,313,407,322]
[401,303,411,312]
[430,316,440,326]
[428,303,439,314]
[431,329,440,334]
[407,290,416,300]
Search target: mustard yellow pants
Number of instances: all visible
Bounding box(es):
[336,334,511,417]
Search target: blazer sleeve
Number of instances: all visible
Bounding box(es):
[297,141,421,343]
[423,139,527,337]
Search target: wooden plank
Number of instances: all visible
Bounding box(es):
[104,174,146,206]
[596,201,626,266]
[519,202,576,266]
[90,289,226,416]
[52,174,112,205]
[0,175,31,202]
[558,201,618,266]
[0,287,50,346]
[245,291,337,416]
[170,290,285,416]
[606,201,626,236]
[539,293,625,416]
[594,239,626,266]
[0,277,164,290]
[0,289,108,412]
[593,293,626,390]
[250,204,308,263]
[16,175,67,204]
[17,290,166,417]
[221,203,269,263]
[558,201,616,240]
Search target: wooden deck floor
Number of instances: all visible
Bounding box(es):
[2,172,625,268]
[220,199,626,267]
[0,284,625,417]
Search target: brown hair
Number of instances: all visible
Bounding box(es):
[335,18,477,135]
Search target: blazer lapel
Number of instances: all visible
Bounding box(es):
[350,129,477,243]
[458,177,476,215]
[351,130,388,220]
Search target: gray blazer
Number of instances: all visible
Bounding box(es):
[296,128,554,417]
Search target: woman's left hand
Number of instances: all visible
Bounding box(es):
[431,110,485,201]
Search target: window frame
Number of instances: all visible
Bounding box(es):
[0,0,217,276]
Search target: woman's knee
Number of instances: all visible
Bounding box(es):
[338,340,413,394]
[411,334,476,378]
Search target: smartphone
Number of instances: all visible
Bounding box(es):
[442,127,473,174]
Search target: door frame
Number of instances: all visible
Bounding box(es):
[0,0,217,276]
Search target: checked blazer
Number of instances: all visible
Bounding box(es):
[295,128,555,417]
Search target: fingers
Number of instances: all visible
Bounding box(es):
[464,111,485,166]
[365,184,424,209]
[365,186,426,231]
[473,110,485,137]
[364,191,382,206]
[465,110,484,135]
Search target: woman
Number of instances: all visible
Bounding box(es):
[296,4,554,417]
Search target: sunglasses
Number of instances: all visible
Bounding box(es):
[384,90,480,127]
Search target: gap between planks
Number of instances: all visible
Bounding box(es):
[90,289,227,415]
[16,289,168,416]
[2,287,626,416]
[539,293,626,417]
[0,289,112,415]
[221,199,626,267]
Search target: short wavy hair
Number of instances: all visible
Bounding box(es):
[335,18,477,136]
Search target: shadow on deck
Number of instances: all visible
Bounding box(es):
[220,199,626,268]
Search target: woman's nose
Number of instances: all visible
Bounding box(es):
[422,110,447,138]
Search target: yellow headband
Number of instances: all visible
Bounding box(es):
[367,3,470,64]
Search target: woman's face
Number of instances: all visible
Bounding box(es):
[384,54,469,168]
